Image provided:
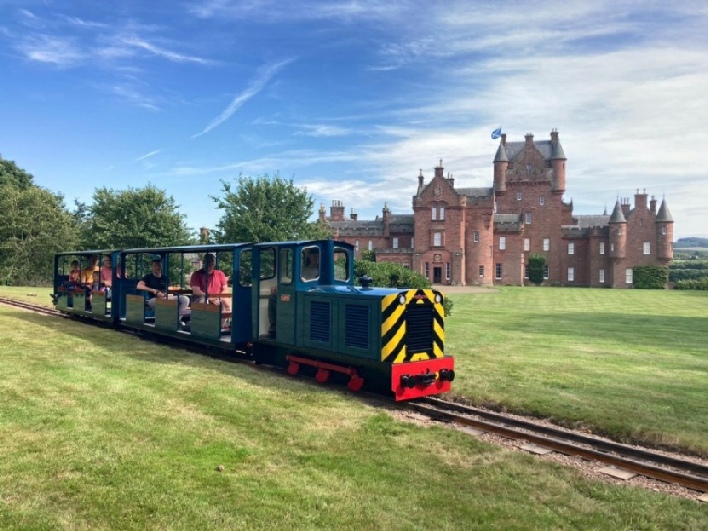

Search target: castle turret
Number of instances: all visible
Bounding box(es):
[493,142,508,194]
[549,128,567,194]
[656,198,674,263]
[382,202,391,237]
[609,200,627,260]
[417,169,425,194]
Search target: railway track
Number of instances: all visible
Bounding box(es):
[410,397,708,494]
[3,296,707,497]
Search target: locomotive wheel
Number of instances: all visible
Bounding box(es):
[287,361,300,375]
[348,374,364,392]
[315,368,330,383]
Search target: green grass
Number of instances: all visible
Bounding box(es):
[1,300,706,528]
[445,287,708,455]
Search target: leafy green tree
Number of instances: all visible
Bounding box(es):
[212,174,331,243]
[0,158,34,189]
[83,186,195,249]
[0,184,77,285]
[528,253,546,285]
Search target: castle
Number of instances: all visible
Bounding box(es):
[321,130,674,288]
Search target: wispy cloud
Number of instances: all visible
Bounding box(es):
[18,35,84,66]
[192,58,295,138]
[297,125,351,137]
[112,84,160,111]
[121,36,212,64]
[135,149,162,162]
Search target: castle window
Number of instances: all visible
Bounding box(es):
[431,202,445,221]
[432,206,437,221]
[611,243,615,252]
[524,265,529,279]
[393,237,399,249]
[539,195,545,206]
[403,262,410,269]
[517,192,522,201]
[525,212,532,224]
[543,238,550,251]
[355,240,360,251]
[439,205,445,220]
[568,267,575,282]
[662,226,667,235]
[479,265,484,278]
[543,265,549,279]
[425,263,430,278]
[626,268,633,284]
[600,242,605,255]
[433,232,442,247]
[446,263,451,281]
[368,240,373,251]
[599,269,605,284]
[473,231,479,243]
[568,242,575,255]
[643,242,651,255]
[524,238,530,252]
[411,237,415,248]
[495,263,502,279]
[499,236,506,250]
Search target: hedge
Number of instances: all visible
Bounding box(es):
[632,266,668,289]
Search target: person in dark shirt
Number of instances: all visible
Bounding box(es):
[137,258,189,314]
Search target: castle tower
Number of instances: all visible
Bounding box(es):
[609,200,627,260]
[656,198,674,263]
[549,128,567,194]
[493,139,508,194]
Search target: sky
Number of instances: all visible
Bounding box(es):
[1,0,707,241]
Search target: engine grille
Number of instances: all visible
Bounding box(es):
[309,300,330,343]
[345,304,370,349]
[405,304,433,356]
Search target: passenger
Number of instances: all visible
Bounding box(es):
[301,248,320,280]
[100,255,117,300]
[190,253,231,328]
[68,260,81,286]
[137,258,190,315]
[268,286,277,338]
[80,255,100,308]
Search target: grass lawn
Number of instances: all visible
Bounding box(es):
[445,287,708,456]
[1,300,706,528]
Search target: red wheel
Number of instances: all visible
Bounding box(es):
[348,375,364,392]
[287,361,300,375]
[315,369,330,383]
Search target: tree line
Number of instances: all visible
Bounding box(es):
[0,158,328,285]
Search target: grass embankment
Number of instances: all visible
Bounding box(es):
[445,287,708,455]
[1,301,706,528]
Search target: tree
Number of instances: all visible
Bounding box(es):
[83,186,194,249]
[0,184,77,284]
[528,253,546,285]
[212,174,331,243]
[0,158,34,190]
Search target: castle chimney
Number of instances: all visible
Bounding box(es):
[434,159,444,179]
[318,203,326,222]
[350,208,358,221]
[524,133,534,147]
[330,200,345,221]
[634,189,648,210]
[501,133,506,145]
[447,172,455,187]
[650,196,657,215]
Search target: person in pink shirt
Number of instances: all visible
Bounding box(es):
[100,255,119,300]
[190,253,232,327]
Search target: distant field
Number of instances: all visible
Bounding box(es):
[444,287,708,456]
[1,300,706,528]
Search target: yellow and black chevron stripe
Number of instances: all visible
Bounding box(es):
[380,289,445,363]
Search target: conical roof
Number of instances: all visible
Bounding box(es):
[494,143,508,163]
[609,200,626,223]
[656,198,673,222]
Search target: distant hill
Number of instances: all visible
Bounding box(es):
[674,237,708,248]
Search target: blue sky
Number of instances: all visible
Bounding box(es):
[1,1,707,240]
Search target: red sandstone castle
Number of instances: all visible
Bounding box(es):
[321,130,674,288]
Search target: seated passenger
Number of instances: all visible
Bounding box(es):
[137,258,190,315]
[190,253,231,328]
[80,255,99,286]
[68,260,81,286]
[100,255,118,300]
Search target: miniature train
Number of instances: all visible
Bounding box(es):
[52,240,454,401]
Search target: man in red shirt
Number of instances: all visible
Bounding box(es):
[190,253,232,327]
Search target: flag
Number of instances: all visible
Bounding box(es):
[491,127,502,140]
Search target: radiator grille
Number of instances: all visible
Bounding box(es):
[405,304,433,355]
[345,304,370,349]
[309,300,330,343]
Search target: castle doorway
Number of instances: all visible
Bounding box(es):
[433,267,442,284]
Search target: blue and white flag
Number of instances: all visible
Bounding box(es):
[491,127,502,140]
